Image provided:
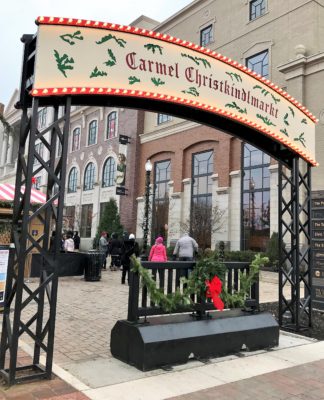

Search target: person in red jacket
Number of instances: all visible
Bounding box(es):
[149,236,167,262]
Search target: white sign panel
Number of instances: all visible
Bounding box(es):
[32,17,318,166]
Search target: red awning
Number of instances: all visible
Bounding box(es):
[0,184,47,204]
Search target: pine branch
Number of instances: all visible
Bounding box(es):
[144,43,163,55]
[54,50,74,77]
[60,30,83,45]
[96,34,127,47]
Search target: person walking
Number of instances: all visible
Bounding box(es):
[149,236,167,262]
[121,233,139,284]
[73,231,80,251]
[173,232,198,261]
[108,232,123,270]
[99,231,109,270]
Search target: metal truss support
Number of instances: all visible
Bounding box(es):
[0,97,71,385]
[278,158,312,331]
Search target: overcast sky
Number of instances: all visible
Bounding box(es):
[0,0,193,107]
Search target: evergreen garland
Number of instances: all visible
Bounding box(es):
[131,254,269,313]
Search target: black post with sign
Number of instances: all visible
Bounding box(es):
[312,196,324,310]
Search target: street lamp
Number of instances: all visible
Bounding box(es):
[142,159,152,260]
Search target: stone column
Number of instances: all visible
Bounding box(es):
[7,132,14,164]
[229,170,241,251]
[211,173,230,250]
[269,164,279,235]
[0,133,8,166]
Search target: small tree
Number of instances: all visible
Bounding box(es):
[180,204,226,250]
[97,198,124,239]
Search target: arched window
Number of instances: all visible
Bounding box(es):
[88,120,97,145]
[68,167,78,193]
[83,162,96,191]
[72,127,80,151]
[106,112,117,139]
[102,157,116,187]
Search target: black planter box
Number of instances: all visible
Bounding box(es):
[111,310,279,371]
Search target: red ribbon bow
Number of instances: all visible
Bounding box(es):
[205,276,224,311]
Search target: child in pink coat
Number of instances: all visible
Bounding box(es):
[149,237,167,262]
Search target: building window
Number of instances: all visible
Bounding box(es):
[80,204,93,237]
[152,160,171,242]
[38,108,47,129]
[246,50,269,78]
[242,49,270,252]
[106,112,117,139]
[88,120,97,146]
[102,157,116,187]
[249,0,266,21]
[200,24,213,47]
[242,144,270,251]
[67,167,78,193]
[83,162,95,191]
[157,114,172,125]
[34,142,44,165]
[191,150,213,249]
[65,206,75,231]
[72,127,80,151]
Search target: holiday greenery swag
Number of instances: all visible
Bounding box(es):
[131,254,269,313]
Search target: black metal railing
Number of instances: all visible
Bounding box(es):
[127,261,259,322]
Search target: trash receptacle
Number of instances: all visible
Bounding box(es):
[84,250,104,281]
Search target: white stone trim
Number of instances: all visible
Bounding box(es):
[140,121,200,143]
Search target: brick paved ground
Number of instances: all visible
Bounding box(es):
[21,269,129,365]
[0,270,312,399]
[0,350,90,400]
[168,359,324,400]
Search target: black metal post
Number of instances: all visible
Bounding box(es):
[141,169,151,260]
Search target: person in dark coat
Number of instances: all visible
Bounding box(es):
[121,233,139,284]
[108,232,123,271]
[73,231,81,251]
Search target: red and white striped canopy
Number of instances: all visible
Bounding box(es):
[0,183,47,204]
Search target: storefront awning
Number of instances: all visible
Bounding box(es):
[0,184,47,204]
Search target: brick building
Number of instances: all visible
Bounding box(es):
[135,0,324,251]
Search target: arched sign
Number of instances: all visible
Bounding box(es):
[32,17,318,166]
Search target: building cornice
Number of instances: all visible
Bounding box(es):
[277,52,324,80]
[140,120,200,143]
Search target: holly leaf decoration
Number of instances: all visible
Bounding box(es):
[226,72,242,82]
[280,128,289,136]
[60,30,83,45]
[225,101,247,114]
[144,43,163,55]
[283,113,289,126]
[96,34,127,47]
[181,53,211,68]
[256,113,276,127]
[54,50,74,77]
[271,94,280,104]
[90,67,108,78]
[128,76,141,85]
[151,77,165,86]
[182,87,200,97]
[104,49,116,67]
[294,132,306,147]
[288,106,295,117]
